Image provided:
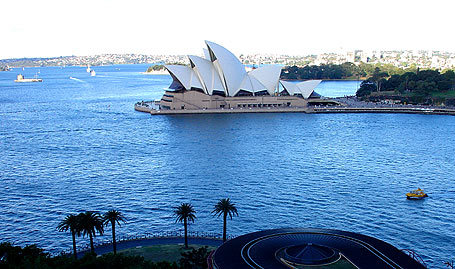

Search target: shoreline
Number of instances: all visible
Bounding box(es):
[134,101,455,116]
[77,236,222,257]
[140,71,168,75]
[280,78,365,81]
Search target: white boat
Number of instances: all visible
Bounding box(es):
[90,69,96,76]
[86,65,91,72]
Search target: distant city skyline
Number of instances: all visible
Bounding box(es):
[2,0,454,59]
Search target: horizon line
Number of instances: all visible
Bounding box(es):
[2,49,455,62]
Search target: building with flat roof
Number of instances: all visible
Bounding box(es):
[159,42,330,111]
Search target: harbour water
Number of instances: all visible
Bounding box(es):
[0,65,454,267]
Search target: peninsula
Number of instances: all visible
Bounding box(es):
[136,41,455,116]
[141,64,168,75]
[356,68,455,106]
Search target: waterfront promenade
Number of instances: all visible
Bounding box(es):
[77,234,223,257]
[135,98,455,116]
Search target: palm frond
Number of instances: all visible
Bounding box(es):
[77,211,104,237]
[103,210,127,226]
[57,214,81,235]
[174,203,196,223]
[212,198,238,219]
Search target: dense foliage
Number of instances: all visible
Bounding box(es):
[280,62,418,80]
[146,65,166,72]
[356,68,455,104]
[0,242,213,268]
[179,246,210,269]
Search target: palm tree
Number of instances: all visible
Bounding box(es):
[103,210,126,255]
[174,203,196,248]
[77,211,104,254]
[212,198,238,242]
[57,214,80,259]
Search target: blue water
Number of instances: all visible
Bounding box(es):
[1,65,454,267]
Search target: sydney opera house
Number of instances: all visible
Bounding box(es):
[159,41,330,110]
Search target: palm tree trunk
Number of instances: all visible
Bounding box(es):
[89,232,95,254]
[223,212,227,242]
[184,218,188,248]
[71,230,77,259]
[112,222,117,254]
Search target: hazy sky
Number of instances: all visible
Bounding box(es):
[1,0,454,59]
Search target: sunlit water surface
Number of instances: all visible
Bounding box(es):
[0,65,454,267]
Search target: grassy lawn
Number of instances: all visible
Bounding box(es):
[430,90,455,98]
[118,244,217,263]
[370,91,396,96]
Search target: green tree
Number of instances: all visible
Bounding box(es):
[103,210,126,255]
[174,203,196,248]
[57,214,80,259]
[356,80,376,97]
[383,74,402,91]
[180,246,210,269]
[78,212,104,254]
[0,242,52,268]
[0,242,179,268]
[371,67,389,91]
[212,198,238,242]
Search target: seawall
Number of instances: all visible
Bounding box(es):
[135,102,455,116]
[313,107,455,115]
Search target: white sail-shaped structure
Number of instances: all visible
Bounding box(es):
[239,74,267,94]
[249,65,282,95]
[157,42,335,111]
[165,65,203,91]
[205,41,247,97]
[188,55,224,95]
[280,80,322,99]
[164,41,321,100]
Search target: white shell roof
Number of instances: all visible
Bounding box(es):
[205,41,246,97]
[190,72,203,89]
[188,55,224,95]
[280,80,299,95]
[249,65,282,95]
[238,74,267,94]
[165,65,192,90]
[298,80,322,98]
[165,41,285,97]
[165,65,203,91]
[202,48,210,60]
[280,80,322,98]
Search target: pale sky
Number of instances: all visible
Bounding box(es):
[1,0,454,59]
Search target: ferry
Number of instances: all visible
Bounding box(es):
[406,188,428,200]
[14,74,42,83]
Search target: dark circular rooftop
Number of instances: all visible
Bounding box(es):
[277,243,339,266]
[212,228,425,269]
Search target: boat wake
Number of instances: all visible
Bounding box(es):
[69,77,84,82]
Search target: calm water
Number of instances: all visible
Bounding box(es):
[0,65,454,267]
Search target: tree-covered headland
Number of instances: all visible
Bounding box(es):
[356,67,455,105]
[281,62,455,106]
[280,62,416,80]
[146,64,166,72]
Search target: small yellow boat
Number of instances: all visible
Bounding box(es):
[406,188,428,200]
[14,74,42,83]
